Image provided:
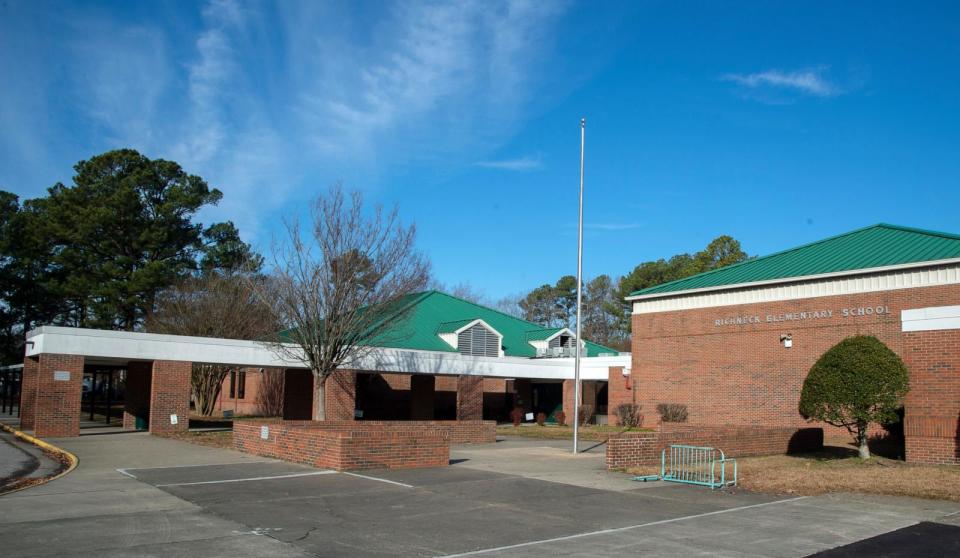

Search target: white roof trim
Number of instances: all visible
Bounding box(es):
[625,257,960,302]
[452,318,501,337]
[24,326,626,380]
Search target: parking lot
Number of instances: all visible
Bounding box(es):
[1,433,958,557]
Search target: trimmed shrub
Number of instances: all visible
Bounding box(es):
[536,412,547,426]
[799,335,909,459]
[555,410,566,427]
[656,403,688,423]
[615,403,642,427]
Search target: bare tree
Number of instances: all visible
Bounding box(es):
[148,272,279,416]
[255,368,285,417]
[264,185,429,420]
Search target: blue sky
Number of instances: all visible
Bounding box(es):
[2,1,959,300]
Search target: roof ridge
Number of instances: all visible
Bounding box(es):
[633,223,907,295]
[874,222,960,241]
[426,290,556,331]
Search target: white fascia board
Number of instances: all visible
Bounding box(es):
[902,305,960,332]
[624,257,960,302]
[25,326,629,380]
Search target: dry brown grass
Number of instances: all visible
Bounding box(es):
[497,424,652,441]
[160,430,234,450]
[627,441,960,503]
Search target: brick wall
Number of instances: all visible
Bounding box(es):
[616,284,959,465]
[19,356,38,430]
[123,361,152,430]
[33,354,84,437]
[149,360,191,434]
[606,425,824,469]
[234,420,453,470]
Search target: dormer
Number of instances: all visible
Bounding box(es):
[527,328,584,357]
[437,319,504,357]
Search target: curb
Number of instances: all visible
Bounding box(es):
[0,423,78,495]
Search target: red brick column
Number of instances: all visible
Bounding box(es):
[149,360,191,434]
[902,329,960,465]
[323,370,356,421]
[410,375,435,420]
[562,379,575,423]
[123,361,153,430]
[34,354,84,437]
[456,375,483,420]
[19,356,39,430]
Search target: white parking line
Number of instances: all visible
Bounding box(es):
[155,470,336,487]
[434,496,810,557]
[343,471,414,488]
[119,459,277,472]
[115,468,138,479]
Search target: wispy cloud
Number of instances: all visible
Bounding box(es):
[721,66,839,97]
[475,154,542,171]
[584,223,642,231]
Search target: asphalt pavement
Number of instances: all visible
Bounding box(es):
[1,432,958,557]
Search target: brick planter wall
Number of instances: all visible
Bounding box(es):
[234,420,494,471]
[606,425,824,470]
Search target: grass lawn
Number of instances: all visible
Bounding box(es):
[497,424,651,441]
[626,440,960,502]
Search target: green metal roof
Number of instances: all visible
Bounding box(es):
[525,328,566,341]
[365,291,618,357]
[435,319,477,334]
[632,224,960,297]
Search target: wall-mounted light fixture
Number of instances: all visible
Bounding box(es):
[780,333,793,348]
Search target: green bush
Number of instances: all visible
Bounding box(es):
[799,335,909,459]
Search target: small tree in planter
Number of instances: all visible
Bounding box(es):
[535,412,547,426]
[555,410,566,427]
[656,403,688,423]
[799,335,909,459]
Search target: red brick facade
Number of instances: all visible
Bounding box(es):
[613,284,960,465]
[606,425,824,469]
[148,360,191,434]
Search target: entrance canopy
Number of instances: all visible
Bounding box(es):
[26,326,629,381]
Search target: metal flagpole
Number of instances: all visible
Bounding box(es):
[573,117,585,454]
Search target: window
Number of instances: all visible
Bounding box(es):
[237,370,246,400]
[229,370,236,398]
[457,323,500,357]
